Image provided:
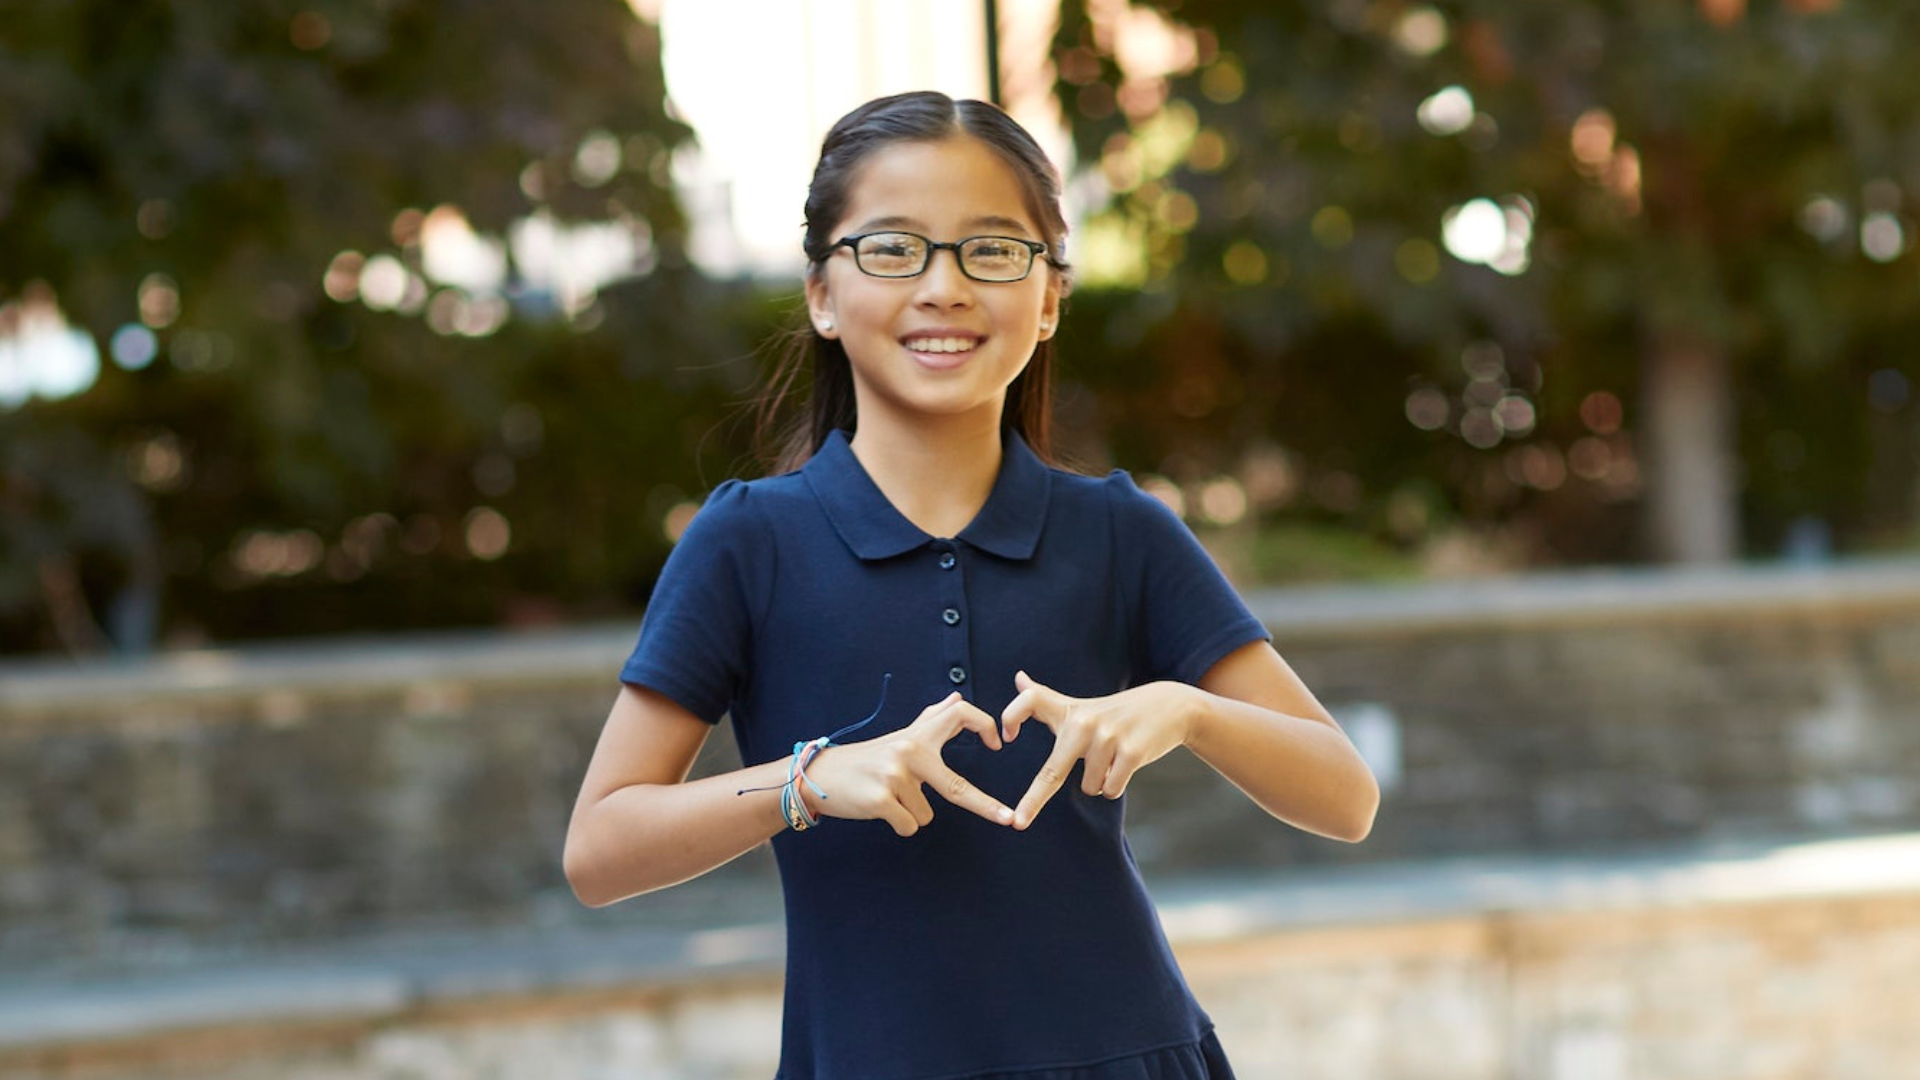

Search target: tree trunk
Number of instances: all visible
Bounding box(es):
[1642,337,1739,563]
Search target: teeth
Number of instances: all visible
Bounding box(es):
[904,337,976,354]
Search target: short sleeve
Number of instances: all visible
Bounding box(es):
[1108,472,1271,686]
[619,481,770,724]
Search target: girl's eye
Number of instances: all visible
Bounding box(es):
[862,235,922,259]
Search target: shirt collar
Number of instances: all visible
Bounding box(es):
[802,428,1051,562]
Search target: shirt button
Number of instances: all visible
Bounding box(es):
[938,552,957,570]
[948,666,967,685]
[942,608,961,626]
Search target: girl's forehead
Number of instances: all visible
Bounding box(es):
[837,136,1043,235]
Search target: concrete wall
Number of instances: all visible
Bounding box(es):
[2,559,1917,968]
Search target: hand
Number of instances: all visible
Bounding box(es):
[800,692,1016,837]
[999,671,1198,830]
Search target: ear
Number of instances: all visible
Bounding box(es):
[1035,269,1063,342]
[804,272,838,340]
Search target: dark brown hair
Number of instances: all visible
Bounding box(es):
[751,91,1073,474]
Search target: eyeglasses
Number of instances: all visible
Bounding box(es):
[830,231,1050,283]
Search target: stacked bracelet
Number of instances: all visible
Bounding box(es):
[737,674,892,834]
[779,737,830,831]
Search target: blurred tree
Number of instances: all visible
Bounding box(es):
[0,0,753,654]
[1053,0,1920,564]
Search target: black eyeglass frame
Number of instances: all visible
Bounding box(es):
[828,231,1054,283]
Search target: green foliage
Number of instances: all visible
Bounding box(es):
[1245,522,1422,585]
[0,0,766,653]
[1054,0,1920,566]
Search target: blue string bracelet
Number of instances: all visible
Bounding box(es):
[738,674,891,831]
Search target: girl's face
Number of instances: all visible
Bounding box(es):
[806,136,1062,436]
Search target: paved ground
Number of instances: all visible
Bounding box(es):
[6,828,1918,1052]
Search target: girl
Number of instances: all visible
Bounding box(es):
[565,91,1379,1080]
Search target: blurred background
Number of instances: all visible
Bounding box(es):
[2,1,1918,1078]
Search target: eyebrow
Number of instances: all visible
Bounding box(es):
[854,214,1036,236]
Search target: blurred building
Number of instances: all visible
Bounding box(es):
[647,0,1069,277]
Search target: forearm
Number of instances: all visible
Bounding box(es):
[1182,687,1379,842]
[563,756,793,906]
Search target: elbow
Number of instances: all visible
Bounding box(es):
[1334,806,1376,844]
[1313,768,1380,844]
[1336,773,1381,843]
[562,834,620,909]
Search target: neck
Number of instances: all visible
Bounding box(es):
[849,411,1006,540]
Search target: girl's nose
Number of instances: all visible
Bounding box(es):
[913,247,976,307]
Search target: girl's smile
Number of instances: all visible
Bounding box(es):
[900,328,984,368]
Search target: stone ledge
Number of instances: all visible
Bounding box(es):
[5,831,1917,1053]
[1246,555,1920,640]
[0,625,634,713]
[4,557,1917,712]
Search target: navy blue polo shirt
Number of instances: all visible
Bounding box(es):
[622,429,1269,1080]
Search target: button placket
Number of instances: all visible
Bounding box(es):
[934,543,970,692]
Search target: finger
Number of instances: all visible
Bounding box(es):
[924,762,1015,826]
[1081,736,1117,797]
[878,798,920,837]
[1101,747,1140,799]
[911,692,964,727]
[943,700,1004,750]
[1001,671,1064,743]
[999,686,1037,743]
[1013,737,1083,831]
[901,781,936,827]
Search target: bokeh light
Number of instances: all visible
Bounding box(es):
[110,324,159,370]
[0,290,101,406]
[1405,387,1450,431]
[464,508,512,560]
[359,255,410,311]
[1222,241,1268,285]
[572,130,623,188]
[1392,7,1449,57]
[1860,212,1906,262]
[1417,86,1475,137]
[126,432,186,492]
[138,274,180,328]
[1197,477,1249,525]
[421,206,508,293]
[1799,196,1849,243]
[1312,206,1354,249]
[1441,197,1532,274]
[1580,390,1624,434]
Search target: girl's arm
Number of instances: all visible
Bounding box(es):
[565,685,1015,907]
[1000,642,1379,842]
[564,685,787,907]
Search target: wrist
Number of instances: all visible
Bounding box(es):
[1176,682,1211,750]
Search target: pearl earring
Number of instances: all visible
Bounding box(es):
[819,318,834,333]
